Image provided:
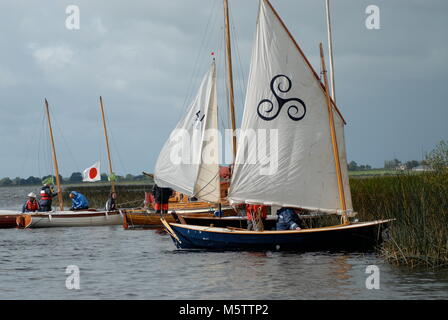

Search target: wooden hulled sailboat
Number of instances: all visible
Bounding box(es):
[161,0,392,250]
[16,98,124,228]
[123,1,246,229]
[126,0,266,230]
[123,59,237,229]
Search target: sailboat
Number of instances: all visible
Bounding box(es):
[15,98,124,228]
[122,59,238,229]
[122,0,247,229]
[161,0,392,250]
[124,0,271,230]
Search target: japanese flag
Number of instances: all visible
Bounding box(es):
[83,162,101,182]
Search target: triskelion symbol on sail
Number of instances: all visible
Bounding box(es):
[257,74,306,121]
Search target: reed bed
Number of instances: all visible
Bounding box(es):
[350,172,448,268]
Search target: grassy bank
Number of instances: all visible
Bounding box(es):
[57,183,154,209]
[351,172,448,268]
[348,169,401,177]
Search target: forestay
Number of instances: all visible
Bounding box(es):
[154,62,221,203]
[228,0,352,214]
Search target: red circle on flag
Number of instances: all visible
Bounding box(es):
[89,168,98,179]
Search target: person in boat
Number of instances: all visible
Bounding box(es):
[246,204,267,231]
[69,191,89,211]
[276,207,302,230]
[22,192,40,213]
[39,183,58,212]
[105,192,117,211]
[152,184,173,214]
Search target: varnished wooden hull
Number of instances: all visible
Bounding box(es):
[162,219,393,251]
[0,211,30,229]
[0,215,21,229]
[123,211,176,229]
[123,206,235,229]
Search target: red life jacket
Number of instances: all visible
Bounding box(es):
[25,200,39,212]
[40,188,52,200]
[246,204,267,220]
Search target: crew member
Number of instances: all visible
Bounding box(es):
[39,183,58,212]
[276,207,302,230]
[152,184,173,214]
[246,204,267,231]
[22,192,40,213]
[69,191,89,211]
[105,192,117,211]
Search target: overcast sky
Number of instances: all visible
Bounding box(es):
[0,0,447,178]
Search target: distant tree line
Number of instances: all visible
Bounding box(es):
[383,159,422,170]
[348,161,372,171]
[3,141,447,186]
[347,159,424,172]
[0,173,151,187]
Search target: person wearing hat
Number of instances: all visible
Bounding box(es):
[69,191,89,211]
[22,192,40,213]
[39,183,58,212]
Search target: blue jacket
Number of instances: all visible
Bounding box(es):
[276,208,300,230]
[70,191,89,210]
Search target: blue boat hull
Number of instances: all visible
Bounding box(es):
[166,220,391,251]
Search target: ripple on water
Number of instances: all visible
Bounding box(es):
[1,192,448,299]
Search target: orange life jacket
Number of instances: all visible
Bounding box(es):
[246,204,267,220]
[25,200,39,212]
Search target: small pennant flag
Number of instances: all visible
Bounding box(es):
[108,173,117,182]
[42,176,54,185]
[82,162,101,182]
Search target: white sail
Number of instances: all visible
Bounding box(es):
[228,0,352,214]
[154,62,221,203]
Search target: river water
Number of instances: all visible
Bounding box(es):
[1,187,447,300]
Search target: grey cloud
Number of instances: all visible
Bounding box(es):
[0,0,447,178]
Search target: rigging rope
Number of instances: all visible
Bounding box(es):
[52,110,81,176]
[179,0,220,120]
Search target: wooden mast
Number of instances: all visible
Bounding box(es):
[319,43,348,224]
[325,0,336,102]
[223,0,237,162]
[44,99,64,211]
[99,96,116,194]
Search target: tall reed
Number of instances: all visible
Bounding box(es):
[351,172,448,268]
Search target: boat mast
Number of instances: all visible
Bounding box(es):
[319,43,347,223]
[325,0,336,102]
[99,96,116,194]
[223,0,237,163]
[44,99,64,211]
